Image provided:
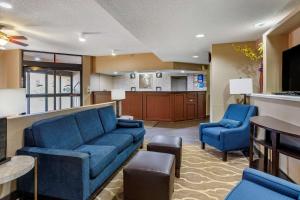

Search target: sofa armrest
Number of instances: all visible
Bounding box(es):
[17,147,90,200]
[118,119,144,128]
[243,168,300,199]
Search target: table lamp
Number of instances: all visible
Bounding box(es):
[111,89,126,117]
[229,78,253,104]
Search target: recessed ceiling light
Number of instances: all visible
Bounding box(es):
[192,55,199,58]
[78,37,86,42]
[195,34,205,38]
[0,2,13,9]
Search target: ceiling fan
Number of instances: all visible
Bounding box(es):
[0,31,28,47]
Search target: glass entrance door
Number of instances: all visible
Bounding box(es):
[25,68,81,114]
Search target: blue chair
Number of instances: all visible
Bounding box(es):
[199,104,257,161]
[226,168,300,200]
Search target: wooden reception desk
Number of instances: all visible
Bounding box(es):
[92,91,206,121]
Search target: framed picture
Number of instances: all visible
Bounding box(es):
[156,86,162,91]
[131,87,136,91]
[139,74,153,89]
[130,73,136,79]
[156,72,162,78]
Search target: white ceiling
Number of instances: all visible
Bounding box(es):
[0,0,148,55]
[0,0,298,63]
[96,0,298,63]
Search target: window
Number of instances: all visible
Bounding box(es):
[23,51,82,114]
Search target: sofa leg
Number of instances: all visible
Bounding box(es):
[201,142,205,150]
[222,152,228,162]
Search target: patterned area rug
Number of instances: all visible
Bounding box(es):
[95,144,248,200]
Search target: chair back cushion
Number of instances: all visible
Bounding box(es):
[224,104,251,122]
[32,115,83,149]
[75,109,105,142]
[97,106,117,133]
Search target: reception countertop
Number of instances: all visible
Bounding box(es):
[250,93,300,102]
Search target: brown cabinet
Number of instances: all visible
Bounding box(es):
[122,92,143,119]
[92,91,206,121]
[185,92,198,120]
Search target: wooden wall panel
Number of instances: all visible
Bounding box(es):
[185,92,198,120]
[143,93,174,121]
[174,93,185,121]
[197,92,207,119]
[92,91,111,104]
[92,91,206,121]
[122,92,143,119]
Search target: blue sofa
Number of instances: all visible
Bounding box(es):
[199,104,257,161]
[17,106,145,200]
[226,168,300,200]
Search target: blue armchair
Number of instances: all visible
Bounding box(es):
[226,168,300,200]
[199,104,257,161]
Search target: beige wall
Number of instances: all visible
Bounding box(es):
[289,26,300,48]
[210,42,259,121]
[93,53,207,74]
[0,49,22,89]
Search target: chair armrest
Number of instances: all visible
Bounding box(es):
[219,124,249,151]
[243,168,300,199]
[17,147,90,200]
[117,119,144,128]
[199,122,220,140]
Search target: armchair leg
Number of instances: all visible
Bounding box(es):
[201,142,205,150]
[222,152,228,162]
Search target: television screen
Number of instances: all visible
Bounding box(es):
[0,118,6,162]
[282,44,300,91]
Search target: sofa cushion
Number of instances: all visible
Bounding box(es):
[226,180,294,200]
[75,145,117,178]
[98,106,117,133]
[75,109,105,142]
[110,128,145,142]
[88,134,133,153]
[220,119,242,129]
[202,127,228,140]
[32,115,83,149]
[225,104,250,122]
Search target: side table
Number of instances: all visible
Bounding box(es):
[0,156,37,200]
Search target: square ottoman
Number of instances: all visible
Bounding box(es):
[123,151,175,200]
[147,135,182,178]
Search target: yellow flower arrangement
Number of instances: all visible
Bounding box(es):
[233,42,263,62]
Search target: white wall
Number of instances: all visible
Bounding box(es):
[90,74,113,91]
[91,72,207,92]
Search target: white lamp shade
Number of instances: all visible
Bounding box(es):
[229,78,253,94]
[111,89,126,100]
[0,89,26,117]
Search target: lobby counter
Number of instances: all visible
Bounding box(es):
[92,91,206,121]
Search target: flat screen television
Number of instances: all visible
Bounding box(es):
[282,44,300,92]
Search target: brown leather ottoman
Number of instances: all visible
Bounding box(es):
[147,135,182,178]
[123,151,175,200]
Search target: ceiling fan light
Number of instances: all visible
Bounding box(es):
[0,38,8,46]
